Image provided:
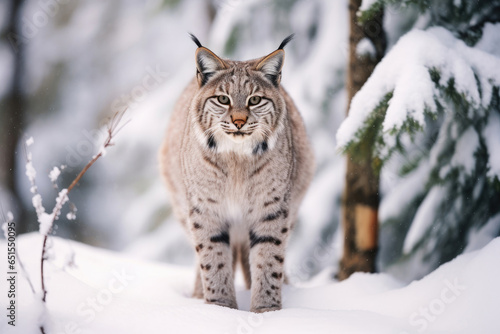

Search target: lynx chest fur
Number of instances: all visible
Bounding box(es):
[159,35,314,313]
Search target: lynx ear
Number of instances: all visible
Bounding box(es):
[255,34,294,86]
[255,50,285,86]
[190,34,228,86]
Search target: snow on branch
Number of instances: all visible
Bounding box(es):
[343,25,500,260]
[336,27,500,161]
[23,108,129,315]
[49,166,61,184]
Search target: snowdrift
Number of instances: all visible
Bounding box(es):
[1,234,499,333]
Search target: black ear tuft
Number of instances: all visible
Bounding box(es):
[278,34,295,50]
[189,33,203,48]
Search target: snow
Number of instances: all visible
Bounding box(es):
[465,213,500,253]
[66,210,77,221]
[32,187,69,236]
[53,189,69,216]
[38,212,54,236]
[360,0,378,12]
[1,211,13,238]
[31,194,45,219]
[450,126,479,177]
[288,160,344,279]
[48,166,61,183]
[336,27,500,158]
[403,185,446,254]
[356,37,376,59]
[6,2,499,322]
[26,136,34,146]
[484,111,500,179]
[97,143,107,157]
[7,0,351,281]
[475,23,500,57]
[25,144,68,237]
[25,158,37,186]
[1,234,499,333]
[379,158,430,222]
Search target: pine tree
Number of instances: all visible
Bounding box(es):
[337,0,500,279]
[0,0,29,232]
[339,0,386,280]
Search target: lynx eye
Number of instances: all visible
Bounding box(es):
[217,95,230,105]
[248,96,262,106]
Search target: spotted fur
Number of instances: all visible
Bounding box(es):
[159,35,314,313]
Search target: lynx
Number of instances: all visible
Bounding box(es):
[159,34,314,313]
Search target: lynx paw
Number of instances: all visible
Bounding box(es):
[192,289,204,299]
[205,298,238,309]
[250,304,281,313]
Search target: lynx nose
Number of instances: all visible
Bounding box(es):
[231,113,247,130]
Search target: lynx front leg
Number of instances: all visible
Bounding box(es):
[192,267,204,299]
[190,215,237,309]
[249,208,290,313]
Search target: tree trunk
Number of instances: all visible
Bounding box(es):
[338,0,386,280]
[0,0,28,232]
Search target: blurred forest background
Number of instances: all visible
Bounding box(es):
[1,0,499,284]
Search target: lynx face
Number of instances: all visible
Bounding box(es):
[191,42,289,155]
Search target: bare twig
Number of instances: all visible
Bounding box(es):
[38,108,128,304]
[40,235,48,302]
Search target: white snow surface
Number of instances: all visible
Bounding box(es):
[336,27,500,157]
[1,234,499,333]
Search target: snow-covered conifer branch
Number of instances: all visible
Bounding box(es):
[337,22,500,270]
[337,28,500,163]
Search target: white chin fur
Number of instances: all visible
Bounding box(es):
[193,122,281,156]
[215,133,260,155]
[227,134,247,143]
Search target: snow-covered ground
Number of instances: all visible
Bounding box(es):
[1,234,499,334]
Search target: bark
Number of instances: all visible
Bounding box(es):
[338,0,386,280]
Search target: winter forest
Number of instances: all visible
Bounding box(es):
[1,0,500,333]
